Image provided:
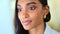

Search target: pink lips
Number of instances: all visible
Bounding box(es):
[23,20,32,25]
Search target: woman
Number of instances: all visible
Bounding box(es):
[15,0,58,34]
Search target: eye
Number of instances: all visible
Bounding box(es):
[19,8,22,12]
[28,6,36,10]
[18,8,22,12]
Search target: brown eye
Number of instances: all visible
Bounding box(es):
[28,6,36,10]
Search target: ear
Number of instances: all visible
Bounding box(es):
[42,5,49,16]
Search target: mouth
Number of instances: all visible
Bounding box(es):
[23,20,32,25]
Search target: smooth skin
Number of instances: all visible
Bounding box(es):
[17,0,49,34]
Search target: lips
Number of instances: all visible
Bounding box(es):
[23,20,32,25]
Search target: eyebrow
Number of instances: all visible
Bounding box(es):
[27,2,36,5]
[17,4,21,7]
[17,2,36,7]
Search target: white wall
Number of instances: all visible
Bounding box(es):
[0,0,15,34]
[48,0,60,32]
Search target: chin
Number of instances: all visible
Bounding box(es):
[23,25,33,30]
[23,26,31,30]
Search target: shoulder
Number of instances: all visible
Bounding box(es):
[44,23,59,34]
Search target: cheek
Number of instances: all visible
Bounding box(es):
[18,13,22,22]
[30,11,44,27]
[30,9,44,22]
[18,13,20,19]
[32,14,43,23]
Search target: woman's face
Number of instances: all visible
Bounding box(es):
[17,0,49,30]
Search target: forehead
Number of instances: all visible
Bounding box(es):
[18,0,39,2]
[17,0,41,5]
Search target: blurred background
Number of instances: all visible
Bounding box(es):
[0,0,60,34]
[48,0,60,32]
[0,0,15,34]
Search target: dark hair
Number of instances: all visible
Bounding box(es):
[15,0,51,34]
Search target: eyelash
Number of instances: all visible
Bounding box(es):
[18,8,22,12]
[28,6,36,10]
[17,6,36,12]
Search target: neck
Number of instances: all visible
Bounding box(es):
[29,23,44,34]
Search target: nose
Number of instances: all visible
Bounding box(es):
[22,11,29,18]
